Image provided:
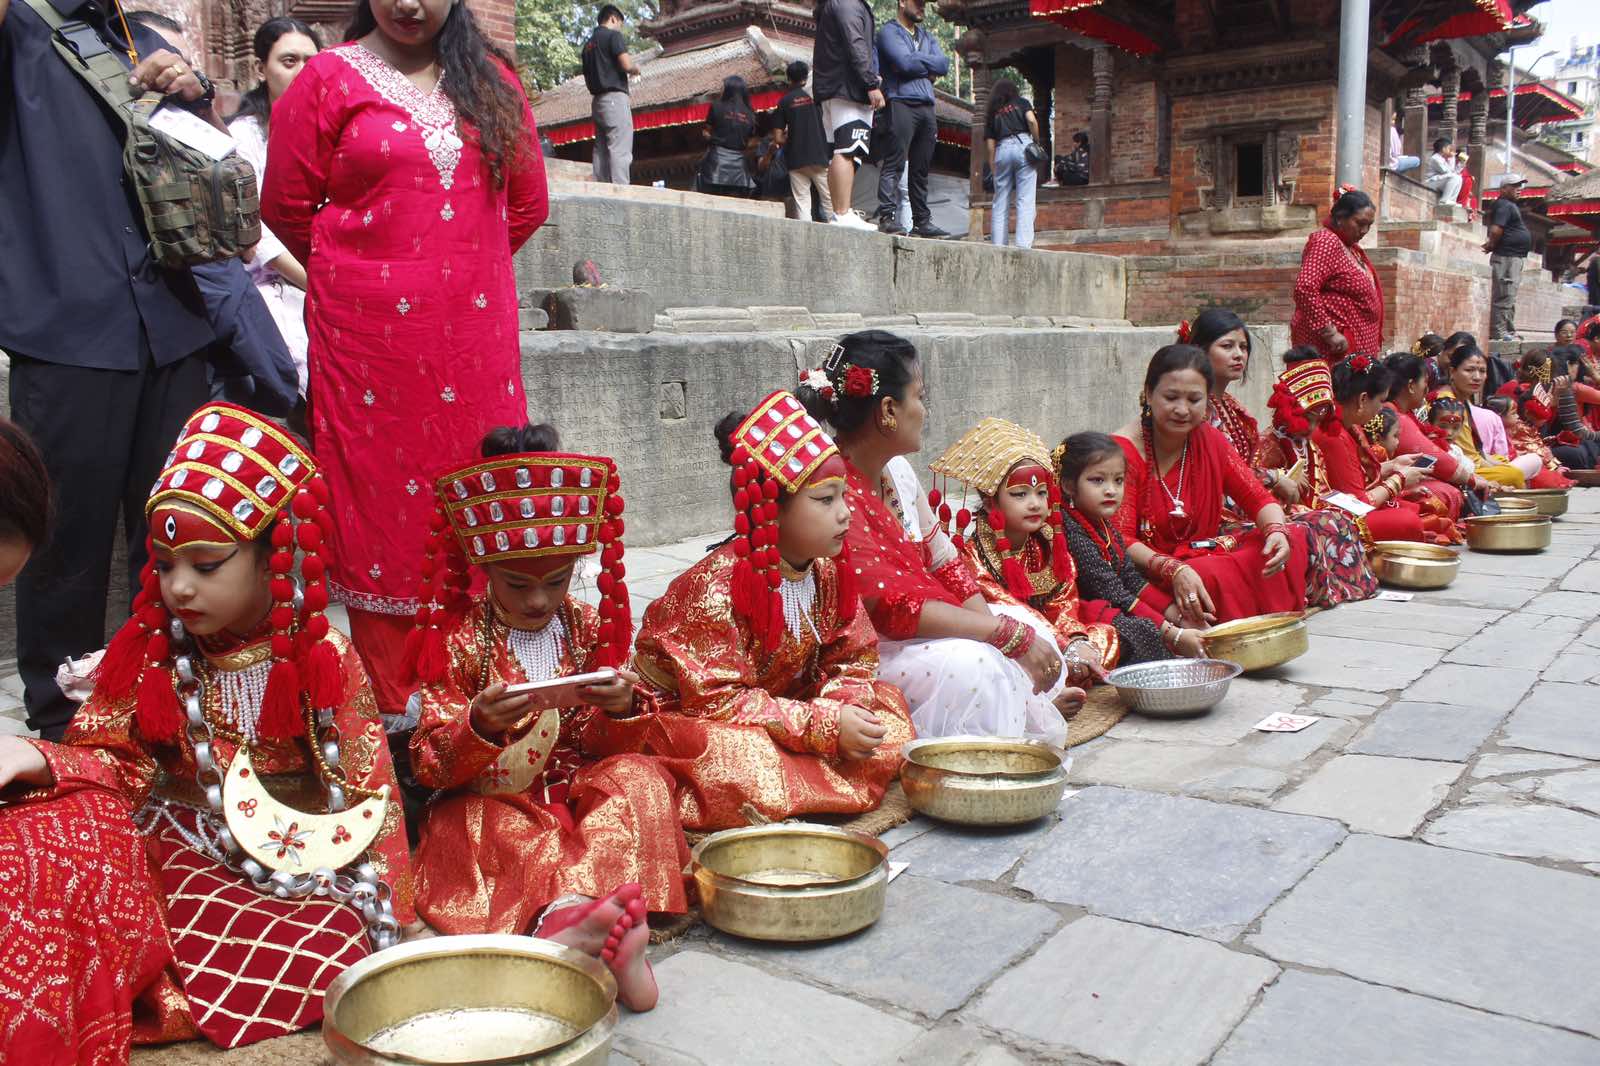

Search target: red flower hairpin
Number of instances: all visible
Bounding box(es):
[1333,182,1358,206]
[1347,353,1374,373]
[1176,319,1192,344]
[843,365,879,398]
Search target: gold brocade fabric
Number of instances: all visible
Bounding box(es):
[409,596,690,933]
[51,629,414,1042]
[624,544,914,831]
[964,524,1121,671]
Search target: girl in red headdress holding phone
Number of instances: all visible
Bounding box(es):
[625,391,914,830]
[405,423,686,1012]
[0,403,415,1053]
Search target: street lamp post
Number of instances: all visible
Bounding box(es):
[1504,47,1559,178]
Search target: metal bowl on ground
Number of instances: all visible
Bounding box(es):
[323,935,617,1065]
[1369,540,1461,590]
[1495,497,1537,514]
[1104,658,1243,718]
[1464,513,1552,553]
[901,737,1069,826]
[1200,612,1310,672]
[692,823,888,942]
[1501,488,1569,518]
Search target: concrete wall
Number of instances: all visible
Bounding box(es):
[514,195,1127,321]
[513,325,1282,546]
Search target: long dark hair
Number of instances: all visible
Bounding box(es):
[985,78,1021,129]
[345,0,529,188]
[0,418,51,554]
[229,17,322,131]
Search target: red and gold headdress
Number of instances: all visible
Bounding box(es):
[726,391,852,647]
[408,451,631,683]
[1268,358,1336,436]
[96,403,334,745]
[929,418,1070,598]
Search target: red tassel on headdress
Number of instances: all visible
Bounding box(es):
[593,469,634,668]
[135,664,182,744]
[95,546,163,701]
[258,657,303,740]
[292,477,343,710]
[834,541,860,623]
[988,508,1032,600]
[1048,484,1072,582]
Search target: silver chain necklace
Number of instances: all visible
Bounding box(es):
[148,619,399,950]
[1155,441,1189,518]
[507,613,567,682]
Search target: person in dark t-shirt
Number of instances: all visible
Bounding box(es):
[697,75,758,196]
[1484,174,1531,339]
[582,5,639,184]
[770,61,834,221]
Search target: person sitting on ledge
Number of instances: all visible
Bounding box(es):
[624,391,913,830]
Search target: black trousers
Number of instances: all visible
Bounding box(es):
[876,99,937,227]
[8,350,208,739]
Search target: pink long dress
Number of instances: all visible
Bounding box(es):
[262,43,548,711]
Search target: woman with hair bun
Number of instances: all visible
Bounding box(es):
[797,331,1079,746]
[626,391,912,828]
[1291,187,1382,360]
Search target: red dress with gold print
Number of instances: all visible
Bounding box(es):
[627,545,913,831]
[10,628,413,1052]
[410,596,689,932]
[961,525,1122,670]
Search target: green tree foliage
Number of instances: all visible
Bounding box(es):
[516,0,658,94]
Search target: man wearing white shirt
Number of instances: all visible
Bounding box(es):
[1423,138,1462,203]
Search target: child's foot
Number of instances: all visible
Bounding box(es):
[535,885,657,1012]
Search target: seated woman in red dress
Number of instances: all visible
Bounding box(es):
[1112,345,1309,627]
[1385,350,1491,516]
[1315,356,1458,545]
[405,423,687,1011]
[627,391,913,828]
[930,417,1122,693]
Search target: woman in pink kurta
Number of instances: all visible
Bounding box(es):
[262,1,548,713]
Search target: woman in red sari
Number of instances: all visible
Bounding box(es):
[1112,345,1309,627]
[1384,351,1489,516]
[262,0,548,718]
[1290,187,1383,361]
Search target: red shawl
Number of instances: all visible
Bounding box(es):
[841,459,967,640]
[1112,423,1273,554]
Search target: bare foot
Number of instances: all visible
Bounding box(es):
[1053,686,1087,720]
[538,886,657,1012]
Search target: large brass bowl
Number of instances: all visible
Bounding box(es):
[901,737,1069,826]
[1200,612,1309,672]
[1465,513,1552,553]
[323,936,617,1065]
[1369,540,1461,590]
[692,823,888,942]
[1501,488,1569,518]
[1495,497,1537,514]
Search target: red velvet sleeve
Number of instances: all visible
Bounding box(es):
[1111,435,1146,545]
[1396,411,1463,483]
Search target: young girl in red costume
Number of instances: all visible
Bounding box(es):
[405,423,683,1012]
[0,404,413,1053]
[627,392,914,829]
[1486,393,1573,489]
[1315,355,1461,546]
[929,417,1115,696]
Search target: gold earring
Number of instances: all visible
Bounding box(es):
[883,414,898,432]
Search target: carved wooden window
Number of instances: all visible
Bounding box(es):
[1234,141,1265,202]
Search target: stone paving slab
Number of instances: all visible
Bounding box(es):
[1520,767,1600,816]
[1210,970,1600,1066]
[1453,552,1580,580]
[1314,599,1504,635]
[1414,571,1547,609]
[1248,835,1600,1037]
[1303,614,1466,650]
[1071,739,1232,791]
[1227,716,1358,768]
[614,951,926,1064]
[1443,614,1582,673]
[1275,635,1441,691]
[714,874,1060,1018]
[1105,678,1307,747]
[1470,752,1587,778]
[1397,663,1539,712]
[1346,701,1508,762]
[1013,787,1344,940]
[889,1029,1033,1066]
[887,820,1056,884]
[1500,682,1600,760]
[1181,766,1289,804]
[1562,560,1600,592]
[1271,755,1461,836]
[1422,804,1600,864]
[1523,591,1600,619]
[969,916,1278,1066]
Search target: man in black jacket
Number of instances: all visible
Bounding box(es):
[813,0,884,230]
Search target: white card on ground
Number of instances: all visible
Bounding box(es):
[1255,713,1320,733]
[148,106,237,161]
[887,861,910,883]
[1377,590,1414,602]
[1321,491,1375,516]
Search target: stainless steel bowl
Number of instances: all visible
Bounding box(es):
[901,737,1069,826]
[1104,658,1243,718]
[323,935,617,1065]
[692,823,889,942]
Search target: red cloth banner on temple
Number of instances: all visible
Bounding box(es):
[1404,0,1516,45]
[547,90,786,146]
[1029,0,1160,56]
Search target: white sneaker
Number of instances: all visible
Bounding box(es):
[831,210,877,231]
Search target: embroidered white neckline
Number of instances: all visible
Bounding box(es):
[332,43,463,190]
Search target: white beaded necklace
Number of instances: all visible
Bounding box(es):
[779,568,820,643]
[507,614,567,682]
[214,659,272,745]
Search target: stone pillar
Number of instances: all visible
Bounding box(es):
[1439,62,1460,150]
[1089,46,1113,184]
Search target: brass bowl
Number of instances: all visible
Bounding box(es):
[1501,488,1569,518]
[1200,612,1309,672]
[1369,540,1461,590]
[692,823,889,942]
[1464,513,1552,553]
[324,935,617,1065]
[1495,497,1537,514]
[901,737,1069,826]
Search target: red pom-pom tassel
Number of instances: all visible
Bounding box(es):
[414,623,451,685]
[135,664,182,744]
[258,659,304,740]
[301,638,343,710]
[1002,555,1033,600]
[95,615,156,701]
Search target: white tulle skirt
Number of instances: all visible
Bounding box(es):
[877,603,1069,747]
